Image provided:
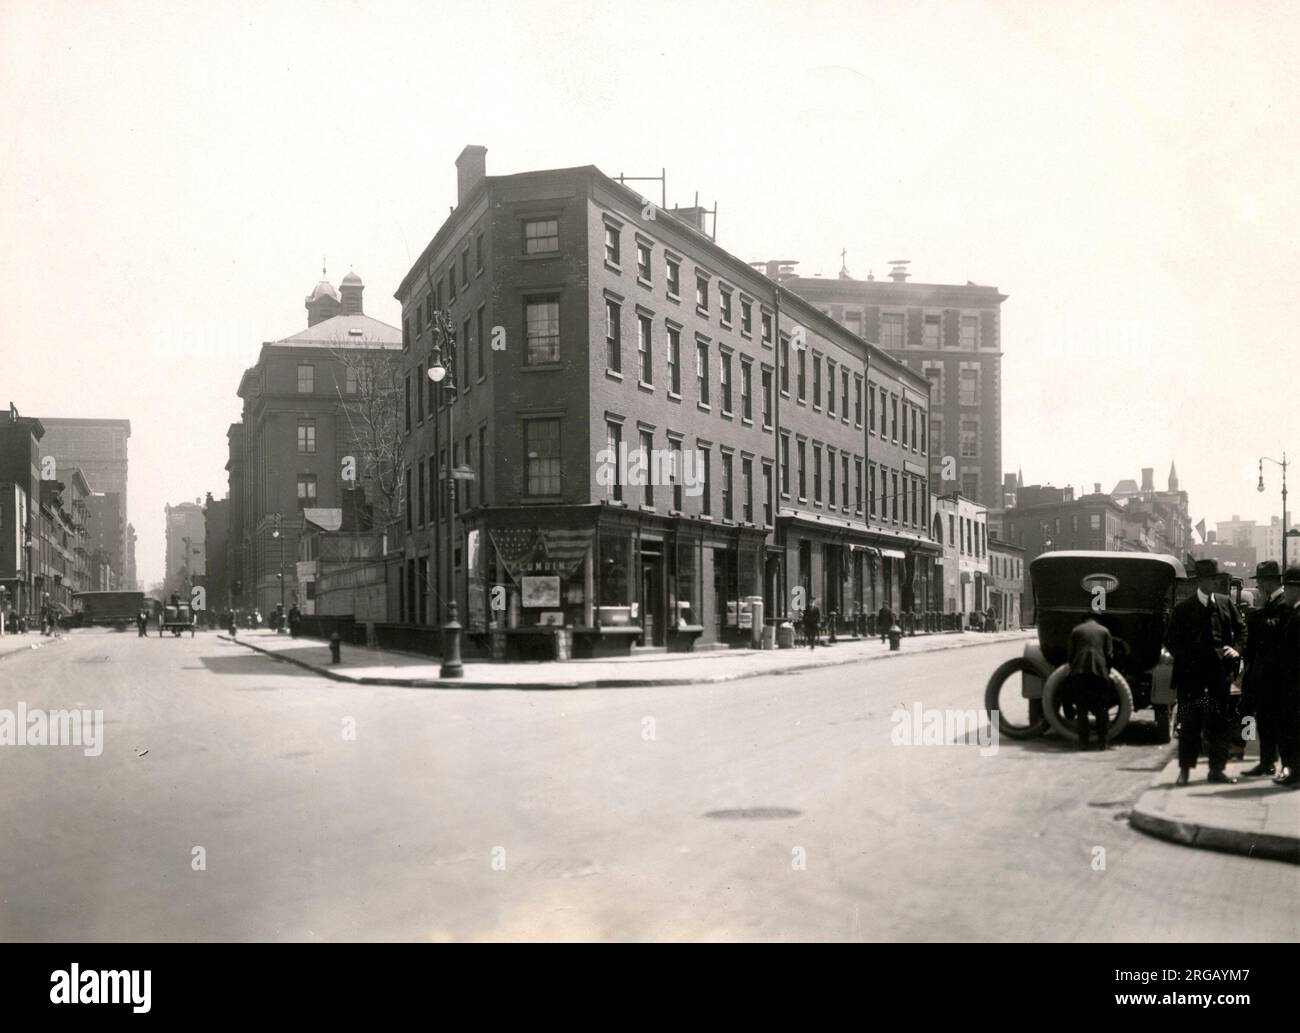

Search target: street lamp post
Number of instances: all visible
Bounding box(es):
[428,309,475,678]
[1258,453,1289,569]
[270,513,285,632]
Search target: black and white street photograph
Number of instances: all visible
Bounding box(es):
[0,0,1297,995]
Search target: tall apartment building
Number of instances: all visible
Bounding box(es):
[390,148,938,651]
[164,500,206,597]
[86,492,123,590]
[761,259,1006,510]
[228,270,403,614]
[35,418,132,588]
[204,493,231,612]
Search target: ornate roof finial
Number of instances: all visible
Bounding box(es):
[322,255,327,278]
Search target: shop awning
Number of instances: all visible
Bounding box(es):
[880,548,907,560]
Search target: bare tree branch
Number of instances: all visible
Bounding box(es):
[329,338,406,530]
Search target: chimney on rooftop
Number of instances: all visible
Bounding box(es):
[888,259,911,282]
[1094,483,1101,494]
[1141,467,1154,492]
[455,145,488,205]
[669,206,707,232]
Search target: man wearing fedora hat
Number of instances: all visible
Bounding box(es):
[1165,557,1246,785]
[1273,564,1300,788]
[1240,560,1288,777]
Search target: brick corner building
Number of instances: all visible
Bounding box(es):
[390,148,941,657]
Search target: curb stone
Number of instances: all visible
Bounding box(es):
[1128,758,1300,865]
[219,629,1035,691]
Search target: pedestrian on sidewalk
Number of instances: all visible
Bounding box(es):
[805,598,822,650]
[1067,614,1113,750]
[1273,565,1300,788]
[1241,561,1287,777]
[878,603,894,644]
[1165,558,1245,786]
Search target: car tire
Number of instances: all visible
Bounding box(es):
[1042,664,1134,742]
[984,657,1050,740]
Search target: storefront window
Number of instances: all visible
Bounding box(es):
[671,537,700,627]
[597,528,634,624]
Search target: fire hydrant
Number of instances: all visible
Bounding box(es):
[888,623,903,652]
[329,632,342,665]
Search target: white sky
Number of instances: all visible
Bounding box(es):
[2,0,1297,587]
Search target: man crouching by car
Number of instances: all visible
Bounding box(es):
[1068,614,1114,750]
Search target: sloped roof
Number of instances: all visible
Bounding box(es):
[272,312,401,348]
[1112,479,1140,495]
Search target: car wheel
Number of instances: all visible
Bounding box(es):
[984,657,1050,739]
[1042,665,1134,742]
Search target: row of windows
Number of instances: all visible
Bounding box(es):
[598,420,773,525]
[844,310,985,351]
[922,364,982,408]
[402,306,489,433]
[294,364,359,395]
[601,217,770,344]
[403,427,490,531]
[865,380,927,456]
[402,232,487,348]
[991,554,1023,581]
[945,514,987,558]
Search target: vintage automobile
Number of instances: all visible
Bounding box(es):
[160,602,196,638]
[984,551,1186,742]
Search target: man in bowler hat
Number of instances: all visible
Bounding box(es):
[1241,561,1288,776]
[1273,565,1300,788]
[1165,557,1246,785]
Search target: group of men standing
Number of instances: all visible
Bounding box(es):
[1065,556,1300,786]
[1166,557,1300,788]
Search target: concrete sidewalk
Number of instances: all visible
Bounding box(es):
[220,626,1036,689]
[0,632,64,663]
[1130,755,1300,865]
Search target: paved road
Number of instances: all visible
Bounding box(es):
[1,629,1296,941]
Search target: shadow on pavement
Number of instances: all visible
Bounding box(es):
[197,652,317,678]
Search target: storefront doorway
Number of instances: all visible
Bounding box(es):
[640,547,664,646]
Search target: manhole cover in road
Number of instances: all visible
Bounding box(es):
[703,807,802,820]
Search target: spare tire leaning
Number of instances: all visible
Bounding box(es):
[1041,664,1133,742]
[984,657,1050,740]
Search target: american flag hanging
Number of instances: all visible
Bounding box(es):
[490,528,594,584]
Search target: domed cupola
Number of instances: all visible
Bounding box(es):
[304,265,341,326]
[339,269,364,315]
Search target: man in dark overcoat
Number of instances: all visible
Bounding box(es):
[1067,614,1114,750]
[1165,558,1246,785]
[1241,561,1288,776]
